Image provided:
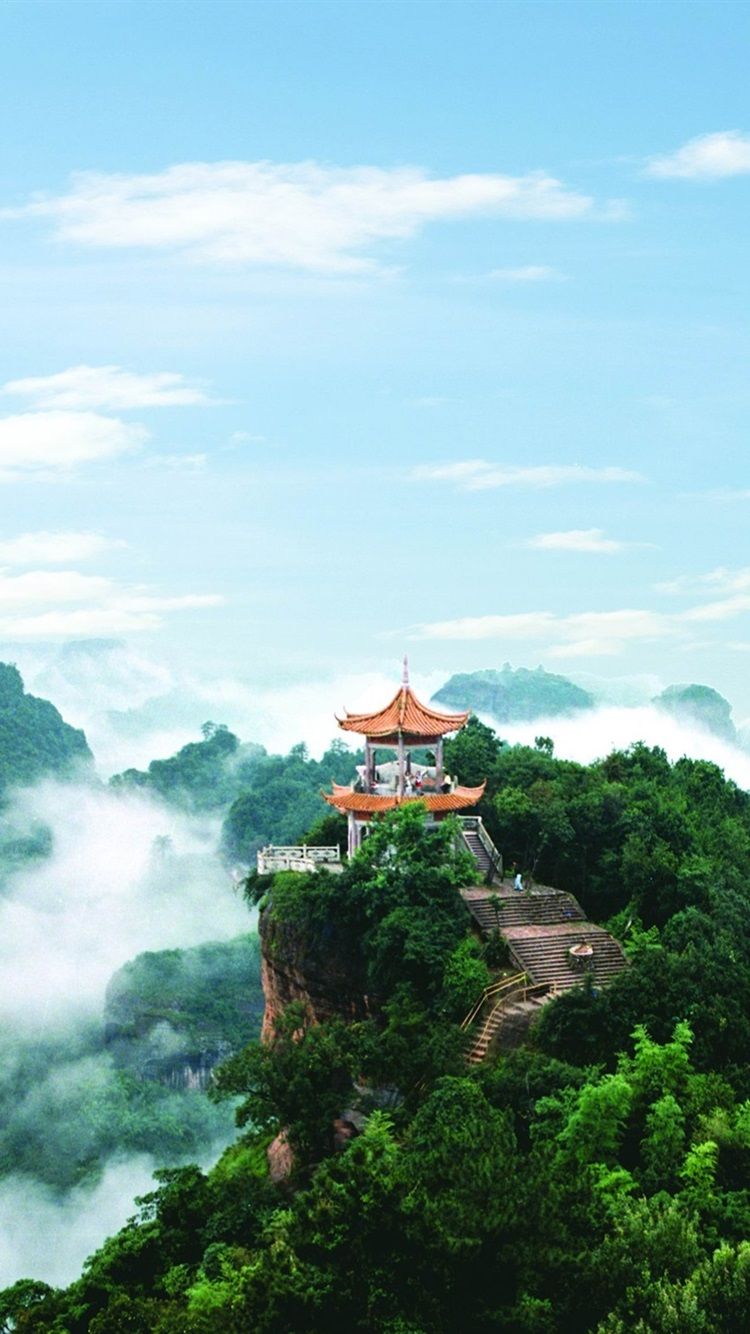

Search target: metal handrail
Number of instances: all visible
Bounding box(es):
[467,979,559,1060]
[460,971,528,1031]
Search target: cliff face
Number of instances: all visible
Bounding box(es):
[259,903,371,1040]
[105,935,264,1084]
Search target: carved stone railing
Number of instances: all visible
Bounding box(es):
[256,845,341,874]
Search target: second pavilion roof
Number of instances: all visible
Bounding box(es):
[324,781,486,815]
[336,682,469,745]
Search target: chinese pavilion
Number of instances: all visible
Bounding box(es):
[324,658,485,856]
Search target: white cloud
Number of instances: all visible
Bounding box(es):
[2,364,214,411]
[6,160,598,273]
[498,706,750,789]
[143,452,208,471]
[525,528,624,553]
[409,585,750,657]
[646,130,750,180]
[0,593,223,640]
[412,612,559,641]
[657,566,750,595]
[0,562,223,640]
[0,571,112,606]
[0,531,120,566]
[488,264,565,282]
[681,593,750,624]
[412,459,644,491]
[411,607,673,656]
[0,411,145,475]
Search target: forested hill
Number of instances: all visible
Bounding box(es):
[654,683,737,742]
[13,724,750,1330]
[433,664,595,720]
[0,662,91,794]
[434,663,741,743]
[111,727,359,862]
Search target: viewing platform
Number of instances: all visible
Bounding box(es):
[257,844,343,874]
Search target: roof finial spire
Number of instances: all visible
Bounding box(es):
[402,654,410,687]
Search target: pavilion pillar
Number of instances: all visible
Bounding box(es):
[436,737,444,790]
[397,732,405,797]
[347,811,357,858]
[365,738,371,791]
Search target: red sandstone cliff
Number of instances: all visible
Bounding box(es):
[259,902,372,1041]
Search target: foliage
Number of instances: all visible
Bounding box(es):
[110,723,253,812]
[0,661,91,798]
[0,936,264,1192]
[434,664,594,722]
[220,739,362,861]
[14,749,750,1331]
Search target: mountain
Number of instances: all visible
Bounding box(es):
[0,661,92,795]
[433,664,595,722]
[105,934,264,1090]
[653,683,737,743]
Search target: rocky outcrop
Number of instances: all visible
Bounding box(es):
[259,903,372,1040]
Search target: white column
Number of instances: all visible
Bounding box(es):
[397,732,405,796]
[436,737,444,789]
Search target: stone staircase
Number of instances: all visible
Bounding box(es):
[464,886,585,934]
[462,828,493,879]
[459,818,502,885]
[503,922,626,991]
[467,991,549,1064]
[460,879,627,1064]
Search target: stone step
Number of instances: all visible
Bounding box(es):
[466,891,585,932]
[467,995,552,1063]
[505,928,626,991]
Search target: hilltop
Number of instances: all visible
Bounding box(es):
[0,662,92,795]
[433,664,595,721]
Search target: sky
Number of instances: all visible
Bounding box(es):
[2,0,750,728]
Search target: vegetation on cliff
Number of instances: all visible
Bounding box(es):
[0,662,91,796]
[111,729,360,862]
[653,683,736,742]
[433,663,594,721]
[9,724,750,1331]
[0,937,264,1194]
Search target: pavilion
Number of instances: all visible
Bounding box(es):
[324,658,485,856]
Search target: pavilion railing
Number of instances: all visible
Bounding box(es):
[256,845,341,874]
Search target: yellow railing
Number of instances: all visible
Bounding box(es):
[460,972,528,1031]
[465,978,560,1060]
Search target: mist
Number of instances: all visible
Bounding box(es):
[0,779,249,1029]
[0,1156,158,1289]
[0,773,252,1289]
[497,704,750,789]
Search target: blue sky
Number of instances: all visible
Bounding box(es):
[2,0,750,717]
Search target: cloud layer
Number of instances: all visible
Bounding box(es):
[413,460,643,491]
[2,364,214,411]
[0,531,120,565]
[7,160,597,272]
[0,411,145,476]
[525,528,625,553]
[0,781,248,1027]
[647,130,750,180]
[408,568,750,656]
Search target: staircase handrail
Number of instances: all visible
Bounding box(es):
[460,971,528,1031]
[467,979,560,1062]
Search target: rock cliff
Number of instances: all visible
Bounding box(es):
[259,901,371,1040]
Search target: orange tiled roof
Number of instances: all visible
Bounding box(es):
[336,684,468,741]
[323,782,485,815]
